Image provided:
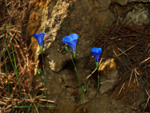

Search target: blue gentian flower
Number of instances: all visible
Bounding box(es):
[62,33,79,58]
[62,33,79,51]
[90,47,102,69]
[33,32,45,46]
[33,32,45,53]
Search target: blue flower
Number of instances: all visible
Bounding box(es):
[33,32,45,46]
[62,33,79,51]
[90,47,102,62]
[90,47,102,69]
[33,32,45,53]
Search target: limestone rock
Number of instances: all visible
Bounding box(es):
[123,4,150,26]
[99,45,120,94]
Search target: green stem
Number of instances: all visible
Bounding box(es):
[3,50,14,113]
[73,51,77,58]
[65,46,69,53]
[96,62,99,69]
[70,55,86,113]
[90,73,100,113]
[40,46,43,54]
[3,34,23,112]
[27,91,46,113]
[8,32,22,103]
[3,37,15,71]
[42,54,51,113]
[27,91,38,113]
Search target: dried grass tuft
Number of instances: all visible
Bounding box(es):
[97,25,150,111]
[0,0,54,112]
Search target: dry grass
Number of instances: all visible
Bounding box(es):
[96,24,150,112]
[0,0,54,112]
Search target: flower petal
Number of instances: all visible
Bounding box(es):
[33,32,45,46]
[90,47,102,62]
[69,33,79,41]
[62,33,79,51]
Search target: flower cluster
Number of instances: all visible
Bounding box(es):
[61,33,102,68]
[33,32,103,68]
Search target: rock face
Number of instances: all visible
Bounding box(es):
[44,0,116,72]
[29,0,150,74]
[28,0,150,113]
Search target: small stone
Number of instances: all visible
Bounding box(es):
[115,0,128,5]
[124,8,149,26]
